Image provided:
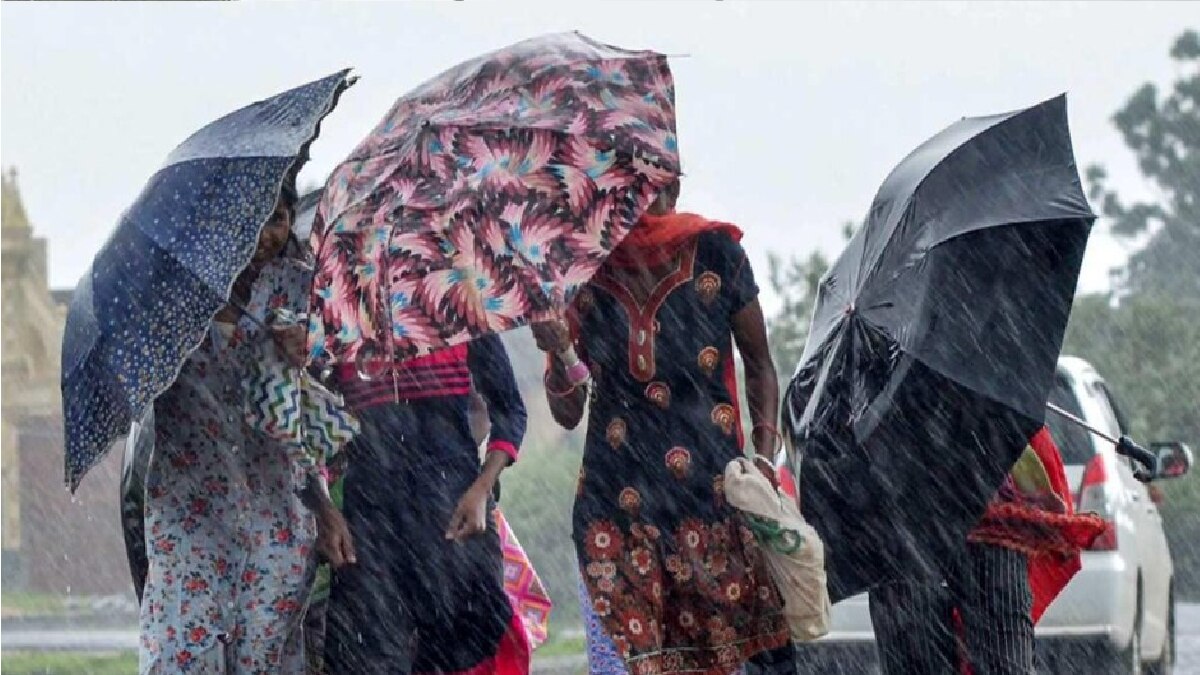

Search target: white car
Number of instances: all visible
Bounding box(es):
[784,355,1193,674]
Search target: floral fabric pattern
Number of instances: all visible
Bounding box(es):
[310,32,680,368]
[571,233,790,675]
[140,259,318,674]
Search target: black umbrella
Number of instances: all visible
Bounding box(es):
[783,95,1095,602]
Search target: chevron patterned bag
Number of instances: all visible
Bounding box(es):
[244,355,359,468]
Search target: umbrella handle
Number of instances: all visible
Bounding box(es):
[1115,436,1157,483]
[1045,403,1155,482]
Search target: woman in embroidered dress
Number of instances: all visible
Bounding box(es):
[139,184,354,674]
[533,180,797,675]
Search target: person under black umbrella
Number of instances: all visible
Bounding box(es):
[869,426,1105,675]
[783,95,1096,602]
[783,96,1114,675]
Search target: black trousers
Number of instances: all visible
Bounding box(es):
[869,543,1033,675]
[323,401,511,675]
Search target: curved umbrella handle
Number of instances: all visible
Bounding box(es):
[1116,436,1156,483]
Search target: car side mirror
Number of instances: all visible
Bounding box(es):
[1151,441,1193,480]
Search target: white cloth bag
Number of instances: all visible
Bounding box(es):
[724,457,831,642]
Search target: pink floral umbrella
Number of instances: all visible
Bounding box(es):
[309,32,680,370]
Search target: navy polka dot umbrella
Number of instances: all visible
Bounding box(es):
[61,71,355,490]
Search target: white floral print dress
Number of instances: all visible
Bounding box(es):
[140,258,317,674]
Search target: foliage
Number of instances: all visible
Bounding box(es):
[0,592,67,616]
[495,330,586,629]
[1085,30,1200,298]
[1076,29,1200,599]
[534,633,587,658]
[501,438,584,631]
[1,652,137,675]
[765,223,854,380]
[1063,294,1200,445]
[1063,292,1200,599]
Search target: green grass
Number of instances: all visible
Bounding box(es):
[535,633,586,658]
[1,651,137,675]
[0,592,67,616]
[0,635,580,674]
[0,639,579,674]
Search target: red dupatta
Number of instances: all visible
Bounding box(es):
[606,211,743,268]
[956,427,1106,674]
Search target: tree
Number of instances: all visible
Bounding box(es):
[1063,293,1200,452]
[765,223,854,378]
[1062,292,1200,600]
[1086,30,1200,298]
[1071,29,1200,600]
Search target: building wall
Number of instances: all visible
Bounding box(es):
[2,168,133,597]
[16,418,129,596]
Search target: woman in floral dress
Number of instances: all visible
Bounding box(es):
[534,180,797,675]
[139,185,353,674]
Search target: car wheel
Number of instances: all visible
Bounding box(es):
[1145,586,1175,675]
[1121,587,1145,675]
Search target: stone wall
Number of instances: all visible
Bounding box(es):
[15,416,130,597]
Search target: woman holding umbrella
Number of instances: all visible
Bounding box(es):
[139,183,355,674]
[868,425,1105,675]
[533,179,798,675]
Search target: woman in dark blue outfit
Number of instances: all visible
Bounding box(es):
[323,334,530,674]
[534,181,797,675]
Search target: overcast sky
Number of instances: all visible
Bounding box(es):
[2,1,1193,310]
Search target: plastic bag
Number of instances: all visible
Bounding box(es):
[724,457,831,642]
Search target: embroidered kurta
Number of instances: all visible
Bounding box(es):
[140,258,318,674]
[570,232,791,675]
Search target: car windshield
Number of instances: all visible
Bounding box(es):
[1046,372,1095,465]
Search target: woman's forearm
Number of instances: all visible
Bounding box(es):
[545,355,587,429]
[299,472,336,515]
[744,358,780,461]
[477,450,509,490]
[731,299,780,463]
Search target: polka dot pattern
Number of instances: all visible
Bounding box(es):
[61,70,354,490]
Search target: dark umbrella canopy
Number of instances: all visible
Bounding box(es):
[784,95,1095,601]
[62,71,354,490]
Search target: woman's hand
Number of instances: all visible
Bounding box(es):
[753,454,780,491]
[315,504,357,568]
[270,324,308,367]
[531,320,571,353]
[446,478,493,542]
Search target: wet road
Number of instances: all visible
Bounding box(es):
[1179,603,1200,673]
[3,604,1198,673]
